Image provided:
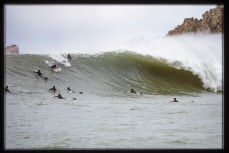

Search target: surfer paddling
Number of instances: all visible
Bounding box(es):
[67,87,75,93]
[35,69,43,76]
[130,88,137,94]
[5,86,10,93]
[171,97,179,102]
[49,86,57,93]
[54,93,65,99]
[34,69,48,80]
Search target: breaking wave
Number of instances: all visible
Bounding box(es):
[5,50,222,96]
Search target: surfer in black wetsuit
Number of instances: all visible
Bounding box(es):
[54,93,65,99]
[67,87,76,93]
[49,86,57,93]
[67,53,72,59]
[50,64,57,69]
[130,88,137,94]
[35,70,43,76]
[34,69,48,80]
[5,86,10,92]
[171,97,179,102]
[79,91,83,94]
[67,87,71,92]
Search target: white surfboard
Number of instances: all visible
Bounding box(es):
[53,67,62,72]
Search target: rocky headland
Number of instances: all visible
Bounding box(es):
[5,44,20,54]
[167,5,223,36]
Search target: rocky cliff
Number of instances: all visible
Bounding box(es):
[167,5,223,36]
[5,44,20,54]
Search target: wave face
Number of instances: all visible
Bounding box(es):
[5,50,221,96]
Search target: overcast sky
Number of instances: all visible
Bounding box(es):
[5,4,216,54]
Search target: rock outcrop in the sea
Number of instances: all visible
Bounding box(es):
[167,5,223,36]
[5,44,20,54]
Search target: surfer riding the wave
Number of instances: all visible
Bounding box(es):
[50,64,57,69]
[67,53,72,60]
[49,61,57,69]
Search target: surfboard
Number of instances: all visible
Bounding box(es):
[53,67,62,72]
[66,90,75,93]
[53,96,65,99]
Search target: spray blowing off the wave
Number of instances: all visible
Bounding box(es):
[119,34,222,92]
[72,33,222,92]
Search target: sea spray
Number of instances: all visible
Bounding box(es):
[122,34,223,92]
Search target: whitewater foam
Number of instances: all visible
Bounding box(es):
[48,54,71,67]
[121,34,223,92]
[45,34,222,92]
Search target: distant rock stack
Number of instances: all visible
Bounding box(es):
[167,5,223,36]
[5,44,20,54]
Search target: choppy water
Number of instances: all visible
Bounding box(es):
[5,91,222,149]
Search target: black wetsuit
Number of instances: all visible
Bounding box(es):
[36,70,43,76]
[130,89,137,94]
[50,65,57,69]
[50,86,57,93]
[67,54,72,59]
[172,98,179,102]
[5,86,10,92]
[55,94,64,99]
[67,87,71,92]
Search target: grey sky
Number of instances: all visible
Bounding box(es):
[5,5,216,54]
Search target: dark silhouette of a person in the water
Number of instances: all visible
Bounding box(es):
[130,88,137,94]
[35,69,48,80]
[5,86,10,92]
[35,70,43,76]
[49,86,57,93]
[67,53,72,59]
[54,93,65,99]
[50,64,57,69]
[67,87,71,92]
[172,97,179,102]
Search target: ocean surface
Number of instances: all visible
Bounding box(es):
[5,34,223,149]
